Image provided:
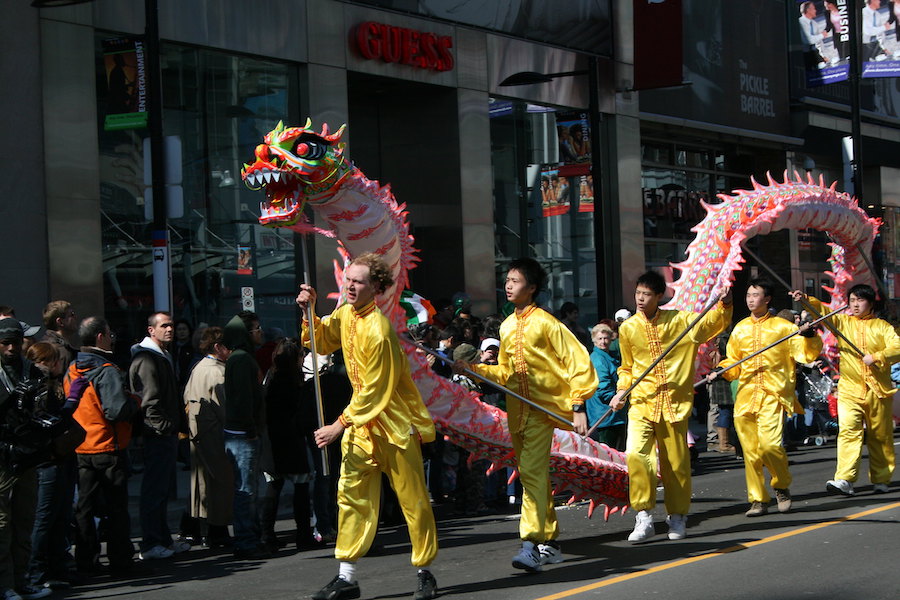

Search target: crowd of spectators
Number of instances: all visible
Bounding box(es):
[8,290,860,599]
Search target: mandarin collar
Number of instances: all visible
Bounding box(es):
[750,311,771,323]
[638,309,659,323]
[515,304,538,320]
[352,300,377,318]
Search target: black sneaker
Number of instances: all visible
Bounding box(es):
[414,570,438,600]
[312,576,361,600]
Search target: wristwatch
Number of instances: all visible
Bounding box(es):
[572,403,586,413]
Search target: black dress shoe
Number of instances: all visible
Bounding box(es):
[414,570,438,600]
[312,575,361,600]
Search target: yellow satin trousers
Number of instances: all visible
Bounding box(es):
[626,417,691,515]
[835,391,895,484]
[334,431,438,566]
[510,412,559,543]
[734,398,792,502]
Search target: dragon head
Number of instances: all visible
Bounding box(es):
[241,119,348,227]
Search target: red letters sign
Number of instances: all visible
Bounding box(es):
[354,21,454,72]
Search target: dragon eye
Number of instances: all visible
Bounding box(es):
[294,139,327,160]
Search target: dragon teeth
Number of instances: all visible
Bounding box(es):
[272,172,281,183]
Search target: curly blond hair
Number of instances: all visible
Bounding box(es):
[350,252,394,294]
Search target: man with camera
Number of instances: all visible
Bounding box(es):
[0,317,50,600]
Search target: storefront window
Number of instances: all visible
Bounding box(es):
[489,99,599,325]
[96,37,301,347]
[640,138,778,273]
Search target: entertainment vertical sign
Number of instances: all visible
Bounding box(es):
[102,37,148,130]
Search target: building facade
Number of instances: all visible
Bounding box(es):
[1,0,896,345]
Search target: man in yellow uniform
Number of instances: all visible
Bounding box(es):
[793,284,900,496]
[712,280,821,517]
[458,257,597,572]
[610,270,732,543]
[298,253,438,600]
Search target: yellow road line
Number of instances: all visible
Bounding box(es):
[533,502,900,600]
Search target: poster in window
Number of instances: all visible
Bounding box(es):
[577,175,594,213]
[102,37,148,131]
[540,168,571,217]
[237,246,253,275]
[555,112,592,165]
[796,1,850,86]
[860,0,900,78]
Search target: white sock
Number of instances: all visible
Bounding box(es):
[338,561,357,583]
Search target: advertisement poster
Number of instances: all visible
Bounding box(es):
[555,112,592,165]
[796,1,850,86]
[539,168,571,217]
[237,246,253,275]
[577,174,594,213]
[860,0,900,78]
[102,37,148,131]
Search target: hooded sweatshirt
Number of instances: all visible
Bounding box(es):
[129,336,182,436]
[222,315,263,437]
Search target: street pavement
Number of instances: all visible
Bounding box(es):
[59,433,900,600]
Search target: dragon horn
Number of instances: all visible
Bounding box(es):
[818,173,825,187]
[303,117,312,130]
[324,124,348,144]
[319,122,330,138]
[750,175,762,190]
[587,499,597,519]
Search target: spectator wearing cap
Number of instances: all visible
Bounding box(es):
[18,324,40,355]
[0,318,47,600]
[479,338,500,365]
[608,311,632,364]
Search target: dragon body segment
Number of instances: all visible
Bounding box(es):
[666,172,879,314]
[242,122,880,516]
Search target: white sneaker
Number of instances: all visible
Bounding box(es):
[169,539,191,554]
[873,483,890,494]
[537,541,564,565]
[511,541,542,572]
[140,544,175,560]
[666,514,687,540]
[826,479,855,496]
[627,510,655,544]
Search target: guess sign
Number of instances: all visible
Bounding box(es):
[354,21,454,72]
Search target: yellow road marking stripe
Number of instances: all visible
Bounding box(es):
[532,502,900,600]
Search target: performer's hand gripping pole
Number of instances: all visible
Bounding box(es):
[585,292,726,438]
[742,245,864,357]
[693,303,849,389]
[300,235,329,477]
[402,334,574,428]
